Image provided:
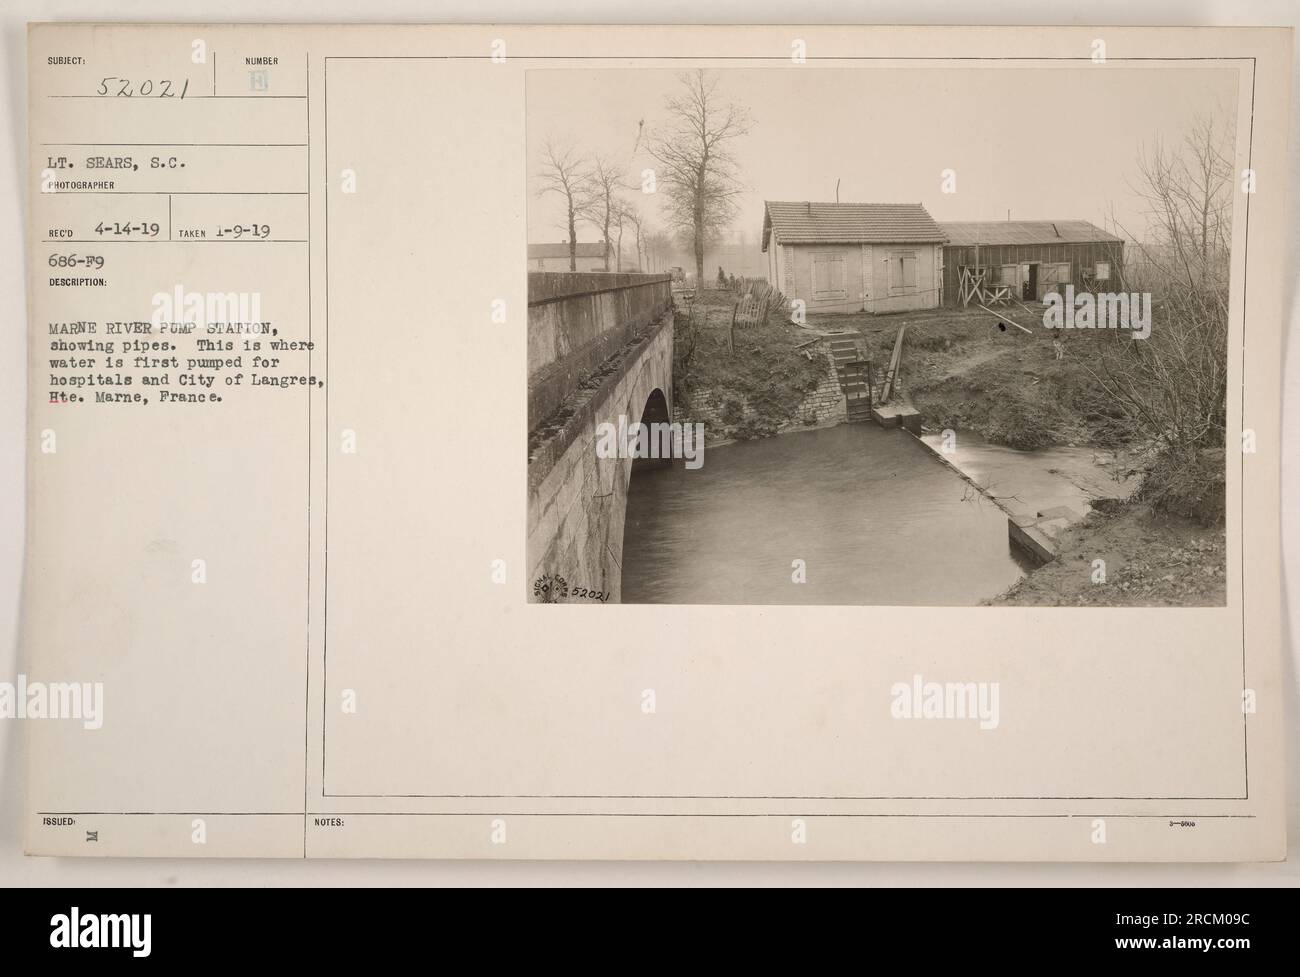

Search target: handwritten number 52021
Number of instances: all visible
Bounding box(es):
[96,77,190,98]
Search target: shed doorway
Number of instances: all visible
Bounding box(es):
[1020,262,1039,301]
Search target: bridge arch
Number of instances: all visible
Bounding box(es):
[526,273,675,603]
[628,387,672,474]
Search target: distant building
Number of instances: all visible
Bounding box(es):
[939,220,1124,304]
[528,242,607,272]
[761,201,945,314]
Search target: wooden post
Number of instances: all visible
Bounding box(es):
[881,325,907,404]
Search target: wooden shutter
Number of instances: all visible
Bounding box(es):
[902,254,918,289]
[812,252,847,299]
[890,251,918,292]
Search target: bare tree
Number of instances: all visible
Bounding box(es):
[645,229,674,273]
[1079,113,1235,523]
[648,69,751,285]
[536,139,592,271]
[580,154,629,272]
[611,201,628,272]
[622,203,646,272]
[611,198,649,272]
[1130,114,1233,289]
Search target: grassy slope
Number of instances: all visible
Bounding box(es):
[675,289,827,440]
[817,306,1136,450]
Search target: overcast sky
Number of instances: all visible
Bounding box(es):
[526,64,1240,250]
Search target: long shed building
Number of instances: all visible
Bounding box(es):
[939,220,1124,305]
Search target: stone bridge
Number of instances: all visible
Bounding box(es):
[526,272,674,604]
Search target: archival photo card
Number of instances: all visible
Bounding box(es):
[21,23,1289,862]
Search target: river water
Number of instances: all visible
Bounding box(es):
[918,430,1137,525]
[620,424,1133,605]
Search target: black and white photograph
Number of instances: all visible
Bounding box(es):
[527,64,1238,606]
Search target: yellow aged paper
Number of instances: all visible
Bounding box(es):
[23,23,1291,859]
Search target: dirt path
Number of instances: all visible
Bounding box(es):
[932,342,1019,381]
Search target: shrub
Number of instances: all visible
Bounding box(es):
[983,395,1057,450]
[1138,446,1226,526]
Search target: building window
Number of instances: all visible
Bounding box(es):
[1094,260,1111,281]
[811,252,847,300]
[889,251,918,292]
[1042,262,1072,286]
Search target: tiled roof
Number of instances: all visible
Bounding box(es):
[939,220,1121,247]
[762,201,945,250]
[528,242,606,259]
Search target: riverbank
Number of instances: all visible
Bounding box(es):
[812,304,1226,607]
[676,297,1119,448]
[986,501,1227,606]
[671,295,1225,607]
[811,305,1136,450]
[672,289,829,443]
